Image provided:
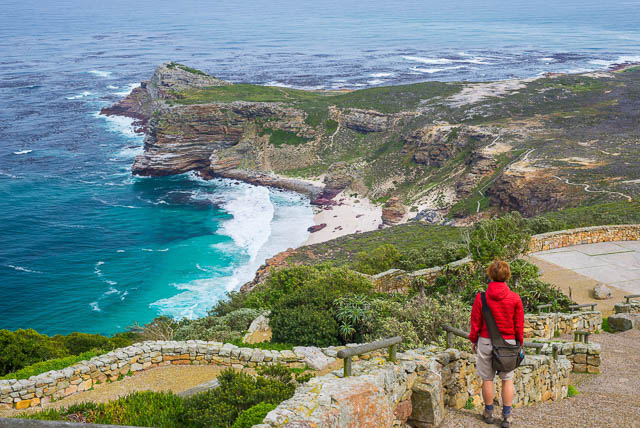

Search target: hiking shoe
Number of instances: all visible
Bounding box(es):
[482,409,494,424]
[501,414,512,427]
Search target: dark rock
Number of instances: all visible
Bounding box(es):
[307,223,327,233]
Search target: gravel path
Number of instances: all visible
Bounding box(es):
[1,365,225,417]
[440,329,640,427]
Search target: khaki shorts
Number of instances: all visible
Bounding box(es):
[476,337,516,381]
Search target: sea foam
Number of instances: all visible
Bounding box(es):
[150,182,313,320]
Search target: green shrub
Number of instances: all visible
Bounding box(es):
[568,384,579,397]
[397,242,467,272]
[25,392,184,427]
[601,317,613,333]
[353,244,402,274]
[232,402,277,428]
[0,350,101,380]
[463,212,531,263]
[209,291,249,317]
[325,119,339,135]
[181,369,295,428]
[173,308,261,342]
[0,329,66,376]
[365,294,471,350]
[270,304,340,347]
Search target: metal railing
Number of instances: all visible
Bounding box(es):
[336,336,402,377]
[443,325,545,354]
[624,294,640,304]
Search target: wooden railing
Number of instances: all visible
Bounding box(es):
[336,336,402,377]
[624,294,640,304]
[443,325,546,354]
[569,303,597,311]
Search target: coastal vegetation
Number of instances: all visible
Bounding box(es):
[0,330,132,377]
[23,365,306,427]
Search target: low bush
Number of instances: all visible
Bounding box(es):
[567,384,579,397]
[181,368,296,427]
[173,308,262,342]
[24,391,184,427]
[353,244,402,274]
[25,368,301,428]
[0,350,101,380]
[232,402,277,428]
[0,329,131,377]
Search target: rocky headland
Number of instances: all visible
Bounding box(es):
[103,62,640,240]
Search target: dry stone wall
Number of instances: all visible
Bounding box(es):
[0,340,326,411]
[524,311,602,339]
[258,346,571,428]
[532,340,601,374]
[528,224,640,252]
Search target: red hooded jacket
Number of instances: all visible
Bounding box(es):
[469,281,524,345]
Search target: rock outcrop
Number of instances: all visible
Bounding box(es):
[403,124,493,167]
[382,197,407,225]
[487,170,582,217]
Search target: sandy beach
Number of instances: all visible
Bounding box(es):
[304,191,382,246]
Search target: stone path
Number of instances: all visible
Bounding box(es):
[0,365,224,418]
[440,329,640,427]
[528,240,640,315]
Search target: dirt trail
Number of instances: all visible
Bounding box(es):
[440,329,640,428]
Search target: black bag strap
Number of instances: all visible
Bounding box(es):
[481,292,509,347]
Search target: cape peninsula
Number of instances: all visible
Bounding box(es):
[102,62,640,236]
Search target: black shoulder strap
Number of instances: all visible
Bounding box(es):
[481,292,508,346]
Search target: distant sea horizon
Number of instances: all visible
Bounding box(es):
[1,0,639,336]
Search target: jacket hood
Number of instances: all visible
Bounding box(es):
[486,281,510,301]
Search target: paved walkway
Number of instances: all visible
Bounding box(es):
[528,240,640,315]
[440,329,640,427]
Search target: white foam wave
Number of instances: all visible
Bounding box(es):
[104,287,120,296]
[66,91,92,100]
[5,264,43,274]
[150,184,314,320]
[370,72,394,77]
[367,79,386,85]
[90,302,101,312]
[411,65,465,74]
[0,171,19,179]
[114,83,140,97]
[88,70,113,78]
[404,55,491,65]
[13,150,32,155]
[107,85,118,89]
[617,55,640,63]
[540,57,555,62]
[93,111,144,142]
[116,250,125,253]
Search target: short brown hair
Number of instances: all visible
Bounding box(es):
[486,260,511,282]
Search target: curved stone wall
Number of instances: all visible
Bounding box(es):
[0,341,318,411]
[528,224,640,253]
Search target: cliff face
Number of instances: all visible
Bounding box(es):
[104,62,640,220]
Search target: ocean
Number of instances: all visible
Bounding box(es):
[1,0,639,335]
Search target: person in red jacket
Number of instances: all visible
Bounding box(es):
[469,260,524,428]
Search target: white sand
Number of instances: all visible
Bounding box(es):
[304,191,382,246]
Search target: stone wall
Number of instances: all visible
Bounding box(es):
[528,224,640,253]
[524,311,602,339]
[258,346,571,428]
[369,224,640,293]
[532,340,601,374]
[613,300,640,314]
[0,340,325,411]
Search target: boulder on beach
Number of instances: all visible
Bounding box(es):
[593,282,613,300]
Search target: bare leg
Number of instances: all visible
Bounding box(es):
[502,379,514,407]
[482,379,495,406]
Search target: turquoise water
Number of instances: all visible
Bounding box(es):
[1,0,639,335]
